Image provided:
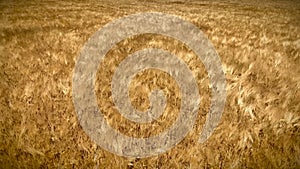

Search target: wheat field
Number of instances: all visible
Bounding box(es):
[0,0,299,168]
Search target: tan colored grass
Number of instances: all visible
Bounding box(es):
[0,0,299,168]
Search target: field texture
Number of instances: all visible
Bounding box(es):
[0,0,300,168]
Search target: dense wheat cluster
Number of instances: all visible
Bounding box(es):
[0,0,299,168]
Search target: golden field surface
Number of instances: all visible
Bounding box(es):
[0,0,299,168]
